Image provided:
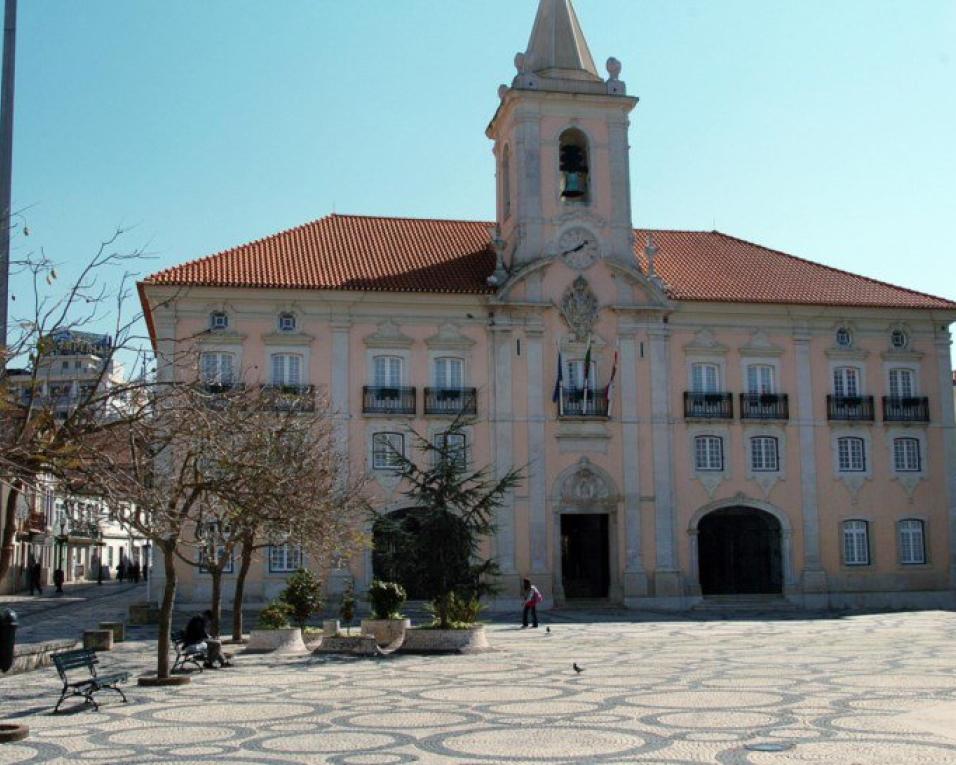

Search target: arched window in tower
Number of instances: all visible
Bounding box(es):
[502,144,512,219]
[559,128,590,202]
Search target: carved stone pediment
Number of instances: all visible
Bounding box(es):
[559,458,617,508]
[425,322,475,351]
[740,329,785,357]
[364,320,414,349]
[560,277,599,342]
[683,329,728,356]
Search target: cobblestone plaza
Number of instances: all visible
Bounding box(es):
[2,608,956,763]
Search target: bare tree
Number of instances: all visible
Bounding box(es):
[0,227,152,584]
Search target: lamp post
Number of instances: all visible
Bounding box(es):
[53,517,67,593]
[95,528,104,585]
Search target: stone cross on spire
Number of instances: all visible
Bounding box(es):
[521,0,600,81]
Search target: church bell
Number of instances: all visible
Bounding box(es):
[562,171,588,199]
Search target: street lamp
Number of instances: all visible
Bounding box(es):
[95,528,104,585]
[53,516,67,594]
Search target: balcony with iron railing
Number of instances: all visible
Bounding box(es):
[262,385,317,413]
[424,387,478,416]
[363,386,417,416]
[882,396,930,423]
[558,388,610,418]
[740,393,789,420]
[827,395,875,422]
[684,392,734,420]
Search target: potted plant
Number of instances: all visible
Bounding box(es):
[245,568,320,655]
[361,580,410,646]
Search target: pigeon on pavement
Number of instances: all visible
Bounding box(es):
[573,663,584,674]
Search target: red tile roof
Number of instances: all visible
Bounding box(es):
[141,213,956,310]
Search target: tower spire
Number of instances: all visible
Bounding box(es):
[522,0,599,81]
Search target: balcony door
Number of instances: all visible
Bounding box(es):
[373,356,403,389]
[889,368,915,399]
[833,366,860,397]
[692,363,720,394]
[567,359,597,393]
[746,364,775,395]
[433,357,463,390]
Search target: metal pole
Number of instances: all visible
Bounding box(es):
[0,0,17,347]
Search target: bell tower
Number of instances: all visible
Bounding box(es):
[487,0,639,278]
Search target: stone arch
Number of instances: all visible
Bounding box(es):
[687,496,795,596]
[550,458,621,604]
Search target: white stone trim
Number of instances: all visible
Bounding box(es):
[885,427,928,499]
[743,425,787,497]
[830,427,873,502]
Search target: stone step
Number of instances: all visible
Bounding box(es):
[692,595,797,612]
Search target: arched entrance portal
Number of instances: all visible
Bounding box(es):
[697,507,783,595]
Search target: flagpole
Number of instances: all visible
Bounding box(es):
[557,338,564,417]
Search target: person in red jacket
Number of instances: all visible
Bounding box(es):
[521,578,542,629]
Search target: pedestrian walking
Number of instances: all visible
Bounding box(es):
[117,559,126,582]
[31,559,43,596]
[521,578,542,629]
[130,561,141,583]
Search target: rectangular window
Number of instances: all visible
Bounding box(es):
[692,363,720,394]
[837,437,866,472]
[434,357,464,389]
[373,356,403,387]
[198,546,234,574]
[271,353,303,387]
[833,367,860,397]
[200,352,235,386]
[889,368,915,399]
[694,435,724,471]
[750,436,780,472]
[269,543,304,573]
[746,365,775,395]
[842,520,870,565]
[893,437,921,472]
[434,432,467,470]
[898,519,926,565]
[372,432,405,471]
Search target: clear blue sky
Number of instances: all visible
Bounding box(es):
[8,0,956,364]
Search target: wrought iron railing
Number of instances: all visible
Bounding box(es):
[827,395,875,421]
[740,393,789,420]
[263,385,316,413]
[558,388,610,418]
[684,392,734,419]
[882,396,930,423]
[424,387,478,416]
[363,386,417,415]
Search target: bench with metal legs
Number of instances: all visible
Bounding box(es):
[52,649,129,713]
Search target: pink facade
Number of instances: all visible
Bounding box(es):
[141,0,956,610]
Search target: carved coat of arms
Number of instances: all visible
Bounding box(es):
[560,276,599,342]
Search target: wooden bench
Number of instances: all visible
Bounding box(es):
[52,649,129,713]
[172,630,207,673]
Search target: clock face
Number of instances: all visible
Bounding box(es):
[558,227,600,270]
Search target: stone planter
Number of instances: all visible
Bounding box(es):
[83,629,113,651]
[360,618,411,647]
[400,625,490,654]
[0,724,29,743]
[314,635,378,656]
[245,628,307,655]
[99,622,125,642]
[128,602,160,626]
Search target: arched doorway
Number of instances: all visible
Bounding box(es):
[697,507,783,595]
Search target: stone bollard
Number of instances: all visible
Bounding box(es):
[322,619,340,637]
[83,629,114,652]
[128,602,160,626]
[99,622,125,643]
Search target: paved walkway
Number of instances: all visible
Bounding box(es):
[0,580,147,645]
[2,609,956,763]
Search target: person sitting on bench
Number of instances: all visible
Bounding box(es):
[183,610,230,668]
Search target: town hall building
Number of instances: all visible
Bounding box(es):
[139,0,956,610]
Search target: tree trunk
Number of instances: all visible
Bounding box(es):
[156,544,178,679]
[209,567,222,637]
[0,482,20,584]
[231,539,254,642]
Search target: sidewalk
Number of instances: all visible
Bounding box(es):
[0,580,147,646]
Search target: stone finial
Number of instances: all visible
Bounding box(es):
[606,57,622,81]
[487,227,509,287]
[514,52,527,73]
[645,233,658,277]
[498,84,510,101]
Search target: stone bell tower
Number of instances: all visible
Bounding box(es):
[486,0,639,279]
